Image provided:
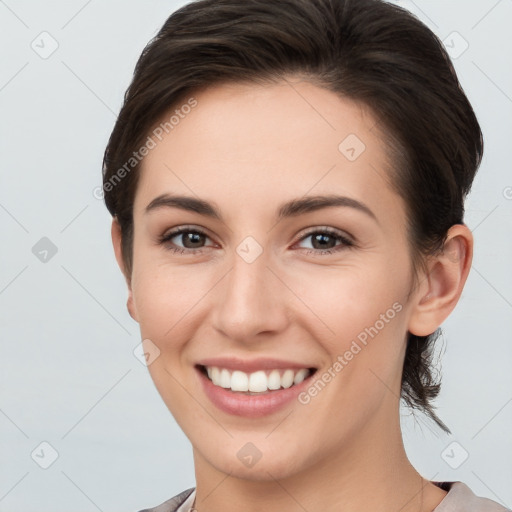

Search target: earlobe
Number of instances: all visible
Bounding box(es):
[126,293,138,322]
[111,218,139,323]
[408,224,473,336]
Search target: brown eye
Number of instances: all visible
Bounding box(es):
[159,227,214,253]
[310,233,338,250]
[296,228,354,255]
[178,231,206,249]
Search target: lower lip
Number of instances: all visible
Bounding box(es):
[197,367,314,418]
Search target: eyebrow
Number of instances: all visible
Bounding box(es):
[145,193,377,223]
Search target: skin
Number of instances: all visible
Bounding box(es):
[112,78,473,512]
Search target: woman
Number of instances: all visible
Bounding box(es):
[102,0,509,511]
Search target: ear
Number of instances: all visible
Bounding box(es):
[408,224,473,337]
[111,217,138,322]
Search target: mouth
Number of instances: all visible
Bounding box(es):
[197,364,317,395]
[195,357,319,417]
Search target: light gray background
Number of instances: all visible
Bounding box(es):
[1,1,511,511]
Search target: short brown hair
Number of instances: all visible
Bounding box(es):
[102,0,483,432]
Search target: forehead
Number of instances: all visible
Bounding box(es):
[135,79,401,223]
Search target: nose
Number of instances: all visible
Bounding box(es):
[211,246,290,344]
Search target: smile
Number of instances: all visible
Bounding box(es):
[196,360,318,417]
[200,365,314,394]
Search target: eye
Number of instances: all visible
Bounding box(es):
[158,226,353,256]
[295,227,354,255]
[159,226,215,253]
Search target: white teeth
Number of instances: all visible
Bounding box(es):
[219,369,231,388]
[293,368,309,385]
[248,371,267,392]
[281,369,294,389]
[205,366,311,392]
[267,369,281,390]
[231,370,249,392]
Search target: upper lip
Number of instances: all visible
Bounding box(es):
[196,357,316,373]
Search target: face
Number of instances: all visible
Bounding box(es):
[124,79,422,481]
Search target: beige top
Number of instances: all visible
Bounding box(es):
[138,481,510,512]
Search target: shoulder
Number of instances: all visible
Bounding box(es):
[137,488,195,512]
[434,481,510,512]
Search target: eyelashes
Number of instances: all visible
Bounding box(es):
[296,227,354,254]
[159,227,213,254]
[158,225,355,256]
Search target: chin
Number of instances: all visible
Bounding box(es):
[196,440,314,482]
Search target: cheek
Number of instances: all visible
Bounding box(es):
[289,255,411,398]
[289,258,409,343]
[130,253,210,340]
[130,261,206,426]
